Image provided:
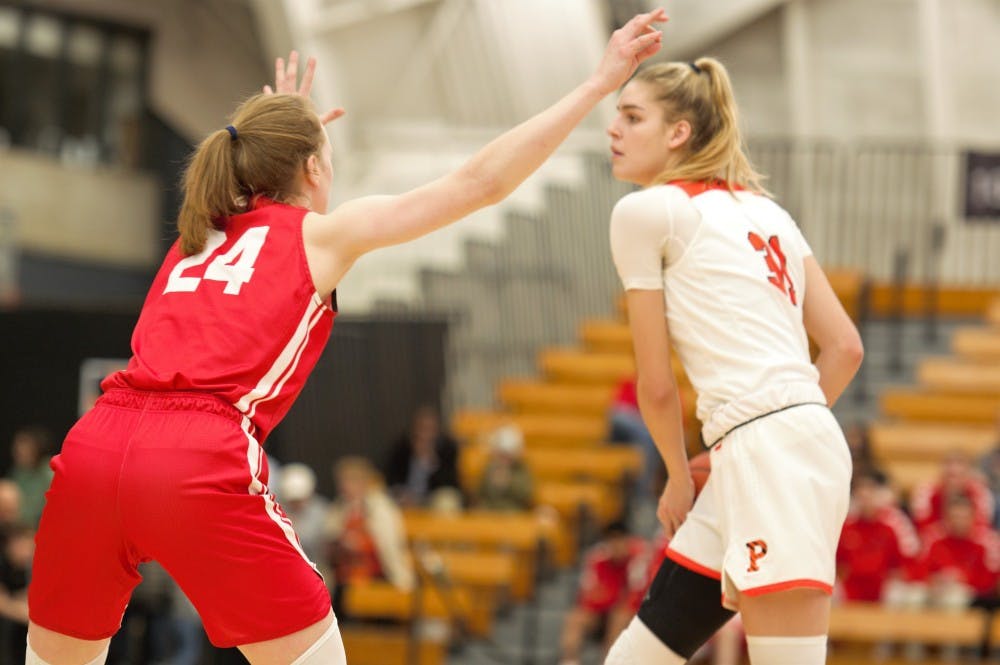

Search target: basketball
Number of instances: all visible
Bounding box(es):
[689,450,712,498]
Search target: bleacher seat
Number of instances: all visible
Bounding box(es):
[880,389,1000,423]
[452,409,607,446]
[341,626,445,665]
[952,327,1000,361]
[869,422,996,461]
[917,357,1000,394]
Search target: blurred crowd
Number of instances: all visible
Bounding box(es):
[5,398,1000,664]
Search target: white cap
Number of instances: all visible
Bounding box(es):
[490,424,524,456]
[281,463,317,501]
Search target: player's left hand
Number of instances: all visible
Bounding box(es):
[263,50,346,126]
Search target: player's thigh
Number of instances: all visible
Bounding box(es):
[738,587,831,636]
[238,611,343,665]
[27,622,110,665]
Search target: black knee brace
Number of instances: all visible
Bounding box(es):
[636,556,736,659]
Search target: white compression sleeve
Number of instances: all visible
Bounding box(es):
[746,635,827,665]
[604,616,686,665]
[289,618,347,665]
[26,641,108,665]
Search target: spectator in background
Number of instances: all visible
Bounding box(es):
[836,468,920,602]
[978,411,1000,529]
[477,425,533,512]
[608,375,662,496]
[559,522,649,665]
[7,427,54,527]
[0,523,32,663]
[281,463,331,569]
[326,457,414,619]
[844,420,876,475]
[910,450,994,535]
[384,405,461,508]
[0,481,21,531]
[912,493,1000,608]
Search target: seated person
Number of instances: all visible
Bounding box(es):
[477,425,533,512]
[978,410,1000,529]
[559,522,649,665]
[326,457,415,618]
[384,405,461,508]
[6,427,53,528]
[280,463,330,569]
[608,375,663,500]
[910,450,994,535]
[836,468,920,602]
[909,492,1000,609]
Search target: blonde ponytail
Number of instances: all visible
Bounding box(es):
[635,57,768,195]
[178,129,243,255]
[176,94,325,255]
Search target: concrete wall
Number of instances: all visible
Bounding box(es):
[0,148,159,268]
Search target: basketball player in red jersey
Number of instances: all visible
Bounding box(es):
[603,59,864,664]
[25,11,667,665]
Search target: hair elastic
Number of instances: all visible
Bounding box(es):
[689,62,703,75]
[225,125,238,141]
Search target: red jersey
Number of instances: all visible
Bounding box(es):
[910,479,994,533]
[836,506,919,601]
[577,537,649,613]
[912,525,1000,595]
[103,198,336,439]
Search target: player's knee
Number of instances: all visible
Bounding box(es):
[605,616,685,665]
[26,640,109,665]
[636,556,736,659]
[289,619,346,665]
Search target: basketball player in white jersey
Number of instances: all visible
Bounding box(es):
[603,59,864,665]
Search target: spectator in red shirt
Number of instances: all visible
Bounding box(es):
[913,492,1000,606]
[836,468,920,602]
[910,451,994,535]
[560,522,649,665]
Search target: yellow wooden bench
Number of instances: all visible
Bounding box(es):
[989,299,1000,328]
[917,357,1000,394]
[539,348,635,385]
[580,319,634,354]
[343,580,472,624]
[880,389,1000,423]
[534,479,621,527]
[828,602,988,646]
[498,380,615,416]
[451,409,607,447]
[458,443,642,492]
[880,459,941,494]
[403,510,549,600]
[826,269,865,321]
[952,327,1000,361]
[341,626,445,665]
[869,421,996,461]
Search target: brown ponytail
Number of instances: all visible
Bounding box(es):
[634,57,768,195]
[177,93,325,255]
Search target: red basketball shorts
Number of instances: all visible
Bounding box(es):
[29,389,332,648]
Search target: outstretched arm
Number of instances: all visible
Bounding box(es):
[304,9,667,293]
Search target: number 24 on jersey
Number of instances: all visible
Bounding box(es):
[164,227,269,296]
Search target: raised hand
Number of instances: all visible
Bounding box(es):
[592,8,668,95]
[263,50,346,125]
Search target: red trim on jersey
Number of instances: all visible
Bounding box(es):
[664,547,722,580]
[740,578,833,597]
[668,180,746,197]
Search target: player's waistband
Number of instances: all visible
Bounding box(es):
[98,388,251,431]
[701,381,828,448]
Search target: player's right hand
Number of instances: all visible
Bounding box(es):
[591,8,668,95]
[657,474,694,539]
[263,50,346,126]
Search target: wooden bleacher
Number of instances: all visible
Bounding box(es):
[917,357,1000,394]
[498,379,614,415]
[452,410,607,447]
[341,626,445,665]
[869,422,996,461]
[539,348,635,384]
[879,390,1000,424]
[952,328,1000,362]
[828,602,989,647]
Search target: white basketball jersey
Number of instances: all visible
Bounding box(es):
[610,182,825,445]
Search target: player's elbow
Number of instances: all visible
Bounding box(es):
[833,330,865,372]
[459,165,504,207]
[636,375,679,408]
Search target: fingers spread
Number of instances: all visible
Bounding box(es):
[263,84,273,95]
[625,8,668,38]
[299,56,317,96]
[286,50,299,92]
[319,108,347,125]
[274,57,286,91]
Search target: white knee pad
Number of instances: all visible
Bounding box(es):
[26,640,108,665]
[746,635,827,665]
[289,618,347,665]
[604,617,685,665]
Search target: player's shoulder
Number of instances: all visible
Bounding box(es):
[611,185,696,227]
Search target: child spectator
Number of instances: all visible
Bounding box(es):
[910,451,994,535]
[280,462,330,568]
[384,405,461,508]
[326,457,414,618]
[559,522,649,665]
[837,468,920,602]
[477,425,533,511]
